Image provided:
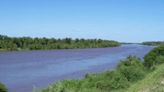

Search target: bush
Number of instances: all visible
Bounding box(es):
[144,45,164,69]
[94,71,129,91]
[110,72,129,89]
[42,80,82,92]
[117,56,145,82]
[155,55,164,64]
[0,83,7,92]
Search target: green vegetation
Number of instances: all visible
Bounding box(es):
[144,45,164,69]
[142,41,164,46]
[39,45,164,92]
[0,82,7,92]
[0,34,120,51]
[117,56,145,82]
[126,63,164,92]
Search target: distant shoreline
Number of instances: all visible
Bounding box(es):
[0,34,120,52]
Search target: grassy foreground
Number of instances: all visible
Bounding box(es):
[126,64,164,92]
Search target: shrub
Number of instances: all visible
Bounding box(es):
[110,72,129,89]
[155,55,164,64]
[95,71,129,91]
[117,56,145,82]
[42,80,82,92]
[144,45,164,69]
[0,82,7,92]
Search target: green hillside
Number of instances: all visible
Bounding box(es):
[127,64,164,92]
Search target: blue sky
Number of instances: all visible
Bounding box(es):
[0,0,164,42]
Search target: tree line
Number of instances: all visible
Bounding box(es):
[0,34,120,51]
[142,41,164,46]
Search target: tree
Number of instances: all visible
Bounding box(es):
[117,56,145,82]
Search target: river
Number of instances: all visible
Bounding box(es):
[0,44,154,92]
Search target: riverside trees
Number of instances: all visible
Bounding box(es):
[0,35,120,51]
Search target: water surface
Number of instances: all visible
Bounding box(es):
[0,44,154,92]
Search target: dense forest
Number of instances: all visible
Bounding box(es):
[38,45,164,92]
[0,35,120,51]
[142,41,164,46]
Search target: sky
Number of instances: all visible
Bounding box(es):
[0,0,164,42]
